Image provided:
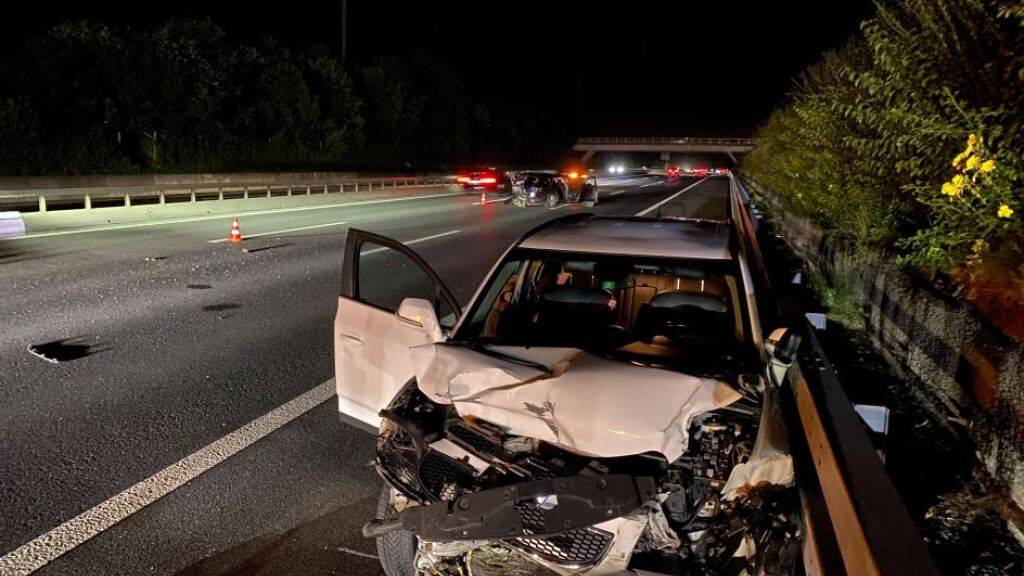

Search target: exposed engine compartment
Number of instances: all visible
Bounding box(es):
[372,377,801,575]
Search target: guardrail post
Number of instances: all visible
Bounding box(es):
[37,195,46,213]
[323,184,328,195]
[124,193,131,208]
[354,183,358,192]
[218,187,224,201]
[190,188,196,203]
[265,185,270,198]
[159,191,165,205]
[243,186,249,199]
[286,186,292,197]
[306,185,311,195]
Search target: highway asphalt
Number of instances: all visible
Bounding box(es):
[0,175,731,575]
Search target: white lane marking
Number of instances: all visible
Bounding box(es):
[337,546,379,560]
[0,380,337,576]
[361,229,463,255]
[2,192,463,242]
[207,220,348,243]
[635,177,709,217]
[608,189,626,196]
[470,197,507,205]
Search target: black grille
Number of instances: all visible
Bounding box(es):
[517,501,547,533]
[509,527,614,566]
[448,424,500,455]
[419,449,473,501]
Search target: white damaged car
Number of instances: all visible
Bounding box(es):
[334,213,803,576]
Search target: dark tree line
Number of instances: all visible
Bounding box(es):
[0,18,574,175]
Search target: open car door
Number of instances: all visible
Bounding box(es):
[334,229,461,430]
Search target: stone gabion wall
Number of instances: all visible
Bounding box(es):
[744,178,1024,525]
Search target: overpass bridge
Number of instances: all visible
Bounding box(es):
[573,136,757,163]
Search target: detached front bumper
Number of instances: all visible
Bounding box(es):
[364,474,654,541]
[366,474,655,570]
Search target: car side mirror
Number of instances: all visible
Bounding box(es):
[396,298,444,342]
[766,327,801,365]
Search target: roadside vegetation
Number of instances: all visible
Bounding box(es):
[0,18,574,175]
[742,0,1024,338]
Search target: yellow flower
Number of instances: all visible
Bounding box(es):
[941,182,960,196]
[966,155,981,170]
[952,150,969,168]
[972,238,988,253]
[967,133,979,150]
[997,204,1014,219]
[980,159,996,173]
[951,174,966,187]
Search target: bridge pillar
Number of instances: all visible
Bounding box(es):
[727,151,738,163]
[582,150,595,163]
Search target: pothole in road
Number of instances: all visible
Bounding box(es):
[27,337,105,363]
[202,303,240,313]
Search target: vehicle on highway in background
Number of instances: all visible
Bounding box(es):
[666,165,680,180]
[715,167,730,176]
[333,197,805,575]
[457,167,504,190]
[508,170,598,208]
[607,164,626,174]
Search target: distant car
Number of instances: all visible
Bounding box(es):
[456,167,502,190]
[715,168,729,176]
[607,165,626,174]
[509,171,598,209]
[666,165,680,180]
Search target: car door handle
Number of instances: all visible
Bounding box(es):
[338,332,364,346]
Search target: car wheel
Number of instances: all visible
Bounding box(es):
[546,191,559,209]
[376,484,416,576]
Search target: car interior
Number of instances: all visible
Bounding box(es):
[471,254,747,361]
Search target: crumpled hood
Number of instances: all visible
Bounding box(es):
[410,343,741,462]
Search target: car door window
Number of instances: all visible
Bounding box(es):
[341,230,461,329]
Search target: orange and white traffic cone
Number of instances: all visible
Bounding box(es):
[227,216,243,243]
[481,191,486,204]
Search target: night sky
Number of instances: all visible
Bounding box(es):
[3,1,875,137]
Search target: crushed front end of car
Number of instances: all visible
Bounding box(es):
[364,344,802,576]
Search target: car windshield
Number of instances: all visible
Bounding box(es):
[456,250,755,371]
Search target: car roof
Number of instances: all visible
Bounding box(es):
[517,216,732,260]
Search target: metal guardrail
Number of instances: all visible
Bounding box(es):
[576,136,757,146]
[0,175,457,213]
[729,175,939,575]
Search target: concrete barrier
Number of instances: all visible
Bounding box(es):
[0,212,25,238]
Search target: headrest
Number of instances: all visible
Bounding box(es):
[562,261,595,274]
[648,291,728,313]
[541,286,614,307]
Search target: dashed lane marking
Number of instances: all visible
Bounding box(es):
[634,177,709,217]
[360,230,462,255]
[208,220,348,243]
[0,380,337,576]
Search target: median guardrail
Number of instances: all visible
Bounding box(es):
[0,175,457,213]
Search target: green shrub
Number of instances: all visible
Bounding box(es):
[743,0,1024,321]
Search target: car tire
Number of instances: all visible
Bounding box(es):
[545,191,559,209]
[376,484,417,576]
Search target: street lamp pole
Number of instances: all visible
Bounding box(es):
[341,0,348,62]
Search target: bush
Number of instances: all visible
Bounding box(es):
[743,0,1024,336]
